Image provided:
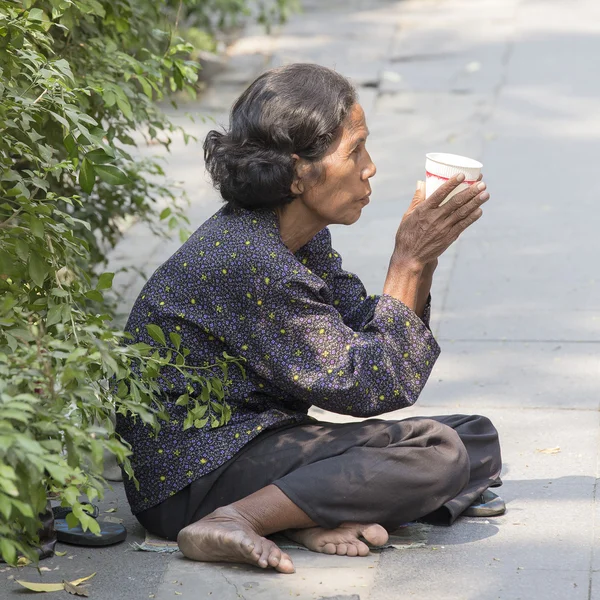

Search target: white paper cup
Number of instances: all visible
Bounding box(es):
[425,153,483,205]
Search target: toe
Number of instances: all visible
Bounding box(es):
[336,543,348,556]
[360,524,388,547]
[346,544,359,557]
[242,535,264,566]
[257,543,271,569]
[322,542,337,555]
[356,540,370,556]
[277,553,295,574]
[267,548,281,568]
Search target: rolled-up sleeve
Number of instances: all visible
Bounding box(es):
[233,275,441,417]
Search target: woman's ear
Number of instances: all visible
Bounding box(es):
[290,154,311,196]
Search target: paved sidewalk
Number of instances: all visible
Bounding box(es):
[4,0,600,598]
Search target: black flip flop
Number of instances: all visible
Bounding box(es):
[52,504,100,520]
[54,519,127,547]
[462,489,506,517]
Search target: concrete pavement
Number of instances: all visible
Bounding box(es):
[3,0,600,598]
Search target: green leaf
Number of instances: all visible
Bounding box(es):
[183,414,194,431]
[0,477,19,497]
[79,159,95,193]
[96,272,114,290]
[137,76,153,98]
[102,89,117,107]
[14,239,29,262]
[29,253,49,288]
[0,494,12,520]
[169,331,181,350]
[4,334,17,352]
[94,164,130,186]
[11,499,34,518]
[63,485,78,505]
[85,149,114,165]
[159,207,171,220]
[49,110,69,129]
[116,96,133,121]
[63,134,77,156]
[28,8,44,21]
[200,386,209,403]
[0,465,16,481]
[30,216,44,239]
[66,511,78,529]
[194,417,208,429]
[46,304,64,327]
[85,290,103,303]
[53,59,74,82]
[0,538,16,565]
[129,342,152,354]
[192,405,207,419]
[175,394,189,407]
[146,324,166,346]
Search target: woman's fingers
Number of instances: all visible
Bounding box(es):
[440,180,486,216]
[445,189,490,226]
[423,174,466,208]
[448,205,485,241]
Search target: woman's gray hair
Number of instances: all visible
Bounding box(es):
[204,63,357,210]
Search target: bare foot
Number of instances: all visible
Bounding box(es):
[177,506,295,574]
[285,522,389,556]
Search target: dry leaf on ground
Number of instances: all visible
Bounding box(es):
[55,551,67,557]
[14,581,65,592]
[69,574,96,586]
[536,447,561,454]
[104,508,117,513]
[63,580,89,597]
[101,516,123,524]
[16,572,96,593]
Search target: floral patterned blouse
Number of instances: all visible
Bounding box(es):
[117,207,441,514]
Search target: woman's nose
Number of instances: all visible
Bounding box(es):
[361,154,377,180]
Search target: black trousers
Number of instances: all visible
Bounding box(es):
[137,414,502,541]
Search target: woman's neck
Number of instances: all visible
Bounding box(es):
[275,202,326,254]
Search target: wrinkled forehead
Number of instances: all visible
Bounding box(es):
[338,104,370,145]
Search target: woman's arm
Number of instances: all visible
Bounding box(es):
[231,274,441,418]
[297,228,433,330]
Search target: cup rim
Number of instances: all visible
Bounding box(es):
[426,152,483,169]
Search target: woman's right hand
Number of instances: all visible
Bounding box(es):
[391,174,490,269]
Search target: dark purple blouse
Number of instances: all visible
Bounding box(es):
[117,207,441,514]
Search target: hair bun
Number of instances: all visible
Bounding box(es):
[204,131,295,210]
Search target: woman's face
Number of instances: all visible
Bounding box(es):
[297,103,376,226]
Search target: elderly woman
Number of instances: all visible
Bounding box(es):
[117,63,502,574]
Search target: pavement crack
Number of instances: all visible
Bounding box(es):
[220,570,248,600]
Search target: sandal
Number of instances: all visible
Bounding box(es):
[52,503,127,546]
[54,519,127,547]
[462,489,506,517]
[52,504,100,520]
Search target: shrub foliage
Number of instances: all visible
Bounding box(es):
[0,0,288,564]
